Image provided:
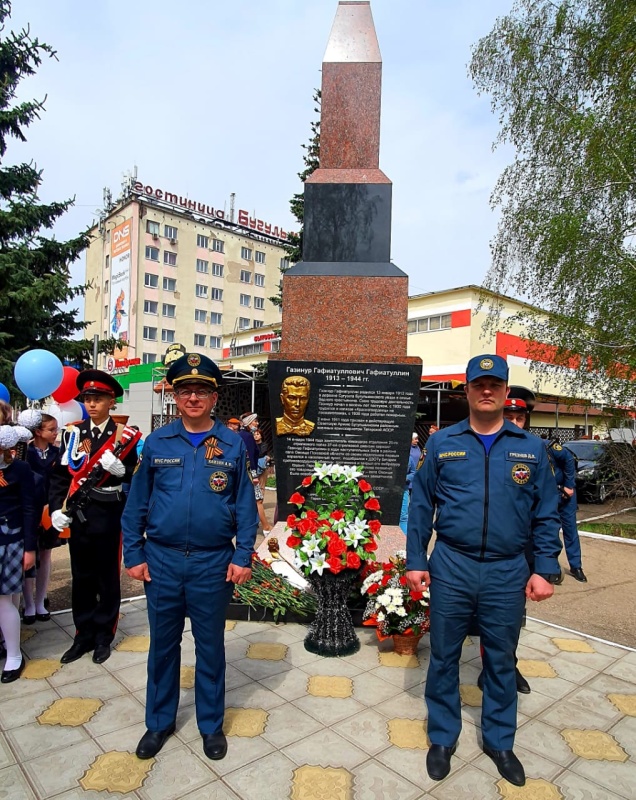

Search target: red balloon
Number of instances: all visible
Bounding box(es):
[51,366,80,403]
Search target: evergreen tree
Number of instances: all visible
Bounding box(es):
[0,1,110,396]
[269,90,320,308]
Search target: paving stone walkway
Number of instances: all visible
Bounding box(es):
[1,601,636,799]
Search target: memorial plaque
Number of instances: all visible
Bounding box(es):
[269,360,421,525]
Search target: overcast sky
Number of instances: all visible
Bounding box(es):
[10,0,515,305]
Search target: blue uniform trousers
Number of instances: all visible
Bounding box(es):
[425,542,529,750]
[399,490,410,534]
[144,539,234,734]
[559,495,581,569]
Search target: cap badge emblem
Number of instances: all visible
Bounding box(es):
[480,358,493,370]
[511,463,531,485]
[187,354,201,367]
[191,368,199,375]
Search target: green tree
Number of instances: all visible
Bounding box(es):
[269,89,320,308]
[470,0,636,403]
[0,1,114,397]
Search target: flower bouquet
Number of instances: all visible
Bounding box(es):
[361,551,430,655]
[285,463,381,656]
[233,555,317,622]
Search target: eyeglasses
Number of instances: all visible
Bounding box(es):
[175,388,214,399]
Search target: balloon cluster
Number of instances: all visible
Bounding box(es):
[1,349,90,427]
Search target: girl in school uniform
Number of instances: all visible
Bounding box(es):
[0,424,37,682]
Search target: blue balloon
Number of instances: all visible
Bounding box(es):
[14,350,64,401]
[0,383,9,403]
[79,402,90,421]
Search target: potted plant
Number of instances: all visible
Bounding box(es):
[361,551,430,655]
[285,463,381,656]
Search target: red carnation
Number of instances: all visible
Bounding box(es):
[330,510,345,521]
[368,582,380,594]
[286,515,299,528]
[289,492,305,505]
[409,590,424,601]
[381,575,390,586]
[363,540,378,552]
[346,552,361,569]
[368,519,381,534]
[364,498,380,511]
[327,556,345,574]
[399,576,407,586]
[358,479,372,492]
[327,538,347,556]
[301,476,313,486]
[286,536,302,548]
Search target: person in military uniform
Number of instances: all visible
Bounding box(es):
[122,353,258,762]
[49,370,139,665]
[406,355,561,787]
[543,436,587,582]
[276,375,315,436]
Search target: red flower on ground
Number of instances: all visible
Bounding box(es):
[327,538,347,556]
[358,479,372,493]
[363,540,378,552]
[289,492,305,505]
[364,498,380,511]
[301,476,313,486]
[286,536,302,548]
[346,552,361,569]
[330,510,345,521]
[368,519,381,534]
[327,556,345,574]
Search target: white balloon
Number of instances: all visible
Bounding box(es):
[45,400,83,428]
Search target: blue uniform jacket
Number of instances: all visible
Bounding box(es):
[122,419,258,569]
[406,418,561,575]
[544,441,576,489]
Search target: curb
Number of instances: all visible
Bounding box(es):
[579,530,636,545]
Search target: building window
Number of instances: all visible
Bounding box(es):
[271,339,280,352]
[144,273,159,288]
[241,246,252,260]
[280,257,290,270]
[195,309,207,323]
[211,288,223,301]
[407,313,452,334]
[146,246,159,261]
[210,336,222,349]
[212,262,223,277]
[196,259,209,273]
[255,250,266,264]
[103,303,108,319]
[195,284,208,298]
[162,329,175,343]
[230,342,265,357]
[194,333,206,347]
[164,251,177,266]
[104,279,109,294]
[197,234,209,248]
[164,225,178,240]
[240,294,251,307]
[144,300,158,314]
[253,320,264,328]
[254,297,264,310]
[210,312,222,325]
[162,303,176,318]
[238,317,250,329]
[212,238,224,253]
[142,353,157,364]
[163,277,177,292]
[143,326,157,341]
[254,273,265,287]
[146,220,160,236]
[240,269,251,283]
[105,255,110,270]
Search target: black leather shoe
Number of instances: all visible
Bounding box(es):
[202,732,228,760]
[426,743,456,781]
[36,612,51,622]
[22,614,36,625]
[135,724,176,759]
[515,667,531,694]
[1,656,25,683]
[570,567,588,583]
[477,670,484,691]
[483,746,525,786]
[60,641,93,664]
[92,645,111,664]
[547,571,564,585]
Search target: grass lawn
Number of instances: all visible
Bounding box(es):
[581,522,636,541]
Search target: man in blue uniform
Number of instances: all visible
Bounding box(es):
[122,353,258,761]
[406,355,561,787]
[544,437,587,582]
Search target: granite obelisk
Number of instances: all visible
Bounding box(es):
[267,1,422,550]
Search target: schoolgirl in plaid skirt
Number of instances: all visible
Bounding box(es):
[0,424,37,682]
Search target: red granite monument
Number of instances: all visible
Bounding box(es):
[265,0,421,560]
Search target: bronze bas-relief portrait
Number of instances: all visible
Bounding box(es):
[276,375,315,436]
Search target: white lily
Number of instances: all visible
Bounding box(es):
[313,463,333,480]
[300,535,322,557]
[309,554,329,575]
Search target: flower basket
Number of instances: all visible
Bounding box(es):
[392,633,423,656]
[304,570,361,656]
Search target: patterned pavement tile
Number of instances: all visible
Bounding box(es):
[571,757,636,800]
[352,759,422,800]
[261,703,322,749]
[299,658,363,679]
[375,691,427,720]
[332,708,391,756]
[429,764,500,800]
[283,639,324,668]
[259,667,313,701]
[517,660,557,679]
[116,635,150,652]
[46,656,105,686]
[562,729,628,761]
[0,688,59,730]
[80,751,153,794]
[351,671,404,706]
[563,687,627,721]
[473,744,567,783]
[225,663,253,691]
[290,764,353,800]
[224,751,295,800]
[55,672,128,701]
[610,715,636,758]
[526,676,579,701]
[137,745,215,800]
[367,664,425,690]
[607,694,636,716]
[96,722,181,757]
[224,683,287,711]
[246,642,288,661]
[377,744,458,793]
[514,720,579,767]
[588,672,636,696]
[232,656,293,681]
[556,771,624,799]
[223,708,268,737]
[192,732,274,777]
[386,718,428,750]
[7,721,89,762]
[539,700,618,732]
[114,661,150,692]
[548,654,600,685]
[282,728,368,769]
[82,695,146,737]
[21,739,102,798]
[603,659,636,686]
[307,675,352,698]
[22,659,62,680]
[244,627,304,646]
[496,778,563,799]
[0,732,15,769]
[38,697,103,727]
[552,637,596,653]
[0,764,37,799]
[175,784,240,800]
[293,694,365,727]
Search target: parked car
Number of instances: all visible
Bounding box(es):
[563,440,636,503]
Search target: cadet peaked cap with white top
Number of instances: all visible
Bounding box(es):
[465,354,509,383]
[166,353,223,388]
